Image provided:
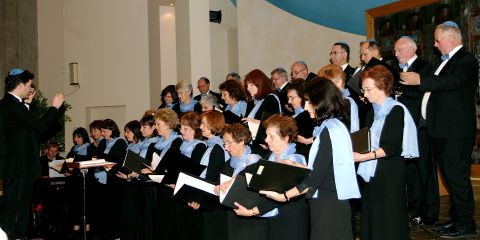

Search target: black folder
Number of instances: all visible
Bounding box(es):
[347,69,362,95]
[173,172,218,211]
[122,150,150,173]
[161,153,207,184]
[223,110,244,124]
[220,175,261,209]
[350,127,371,153]
[246,159,311,193]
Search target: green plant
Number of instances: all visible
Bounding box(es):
[32,90,72,152]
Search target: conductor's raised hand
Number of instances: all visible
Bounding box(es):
[51,93,65,109]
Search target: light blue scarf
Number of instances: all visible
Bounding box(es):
[166,102,174,109]
[247,94,282,119]
[267,142,306,165]
[226,100,248,117]
[357,97,419,182]
[199,136,230,178]
[127,142,142,154]
[154,131,180,160]
[263,143,306,217]
[179,99,198,113]
[293,107,304,118]
[98,137,126,185]
[139,136,160,158]
[230,145,261,176]
[73,143,90,156]
[307,118,361,200]
[342,89,359,132]
[180,139,206,158]
[104,137,126,154]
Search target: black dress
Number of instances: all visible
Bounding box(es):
[246,94,281,156]
[360,106,409,240]
[297,128,353,240]
[94,138,128,239]
[294,110,314,160]
[221,160,269,240]
[200,144,229,240]
[175,142,207,240]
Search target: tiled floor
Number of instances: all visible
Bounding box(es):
[353,178,480,240]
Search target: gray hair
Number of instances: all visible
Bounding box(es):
[436,22,462,42]
[176,80,193,97]
[200,95,220,109]
[398,36,417,49]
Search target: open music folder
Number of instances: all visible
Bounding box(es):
[173,172,218,210]
[350,127,371,153]
[219,174,261,209]
[122,150,151,173]
[246,159,311,193]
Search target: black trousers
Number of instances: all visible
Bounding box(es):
[430,136,476,231]
[409,127,439,219]
[0,178,35,239]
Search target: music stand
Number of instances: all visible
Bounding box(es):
[67,161,116,240]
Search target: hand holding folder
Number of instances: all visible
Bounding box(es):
[219,174,261,209]
[173,172,218,210]
[246,159,311,193]
[350,127,371,153]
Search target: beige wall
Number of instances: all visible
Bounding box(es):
[38,0,151,151]
[36,0,368,151]
[210,0,238,91]
[237,0,364,75]
[159,6,178,92]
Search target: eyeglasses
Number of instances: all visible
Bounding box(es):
[287,95,299,101]
[360,51,371,57]
[290,69,306,76]
[330,51,346,56]
[360,86,377,94]
[224,140,235,146]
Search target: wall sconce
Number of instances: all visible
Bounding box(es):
[69,62,79,85]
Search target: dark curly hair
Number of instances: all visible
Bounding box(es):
[219,79,246,102]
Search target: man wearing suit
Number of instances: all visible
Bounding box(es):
[271,67,291,114]
[394,36,437,225]
[330,42,356,80]
[194,77,224,108]
[0,69,64,239]
[401,21,478,238]
[290,60,316,82]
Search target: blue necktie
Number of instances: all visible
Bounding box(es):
[441,53,449,61]
[399,63,408,70]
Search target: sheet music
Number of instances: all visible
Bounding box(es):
[219,174,233,202]
[49,159,65,178]
[147,174,165,183]
[248,122,260,140]
[151,152,161,170]
[174,172,217,196]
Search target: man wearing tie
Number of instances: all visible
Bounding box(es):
[271,67,291,114]
[0,68,64,239]
[394,36,436,225]
[401,21,478,238]
[194,77,224,108]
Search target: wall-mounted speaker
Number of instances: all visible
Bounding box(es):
[210,10,222,24]
[69,62,79,85]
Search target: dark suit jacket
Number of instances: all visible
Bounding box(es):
[305,72,317,82]
[0,93,62,178]
[420,47,479,138]
[39,154,65,176]
[396,58,432,125]
[344,64,356,81]
[277,82,292,115]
